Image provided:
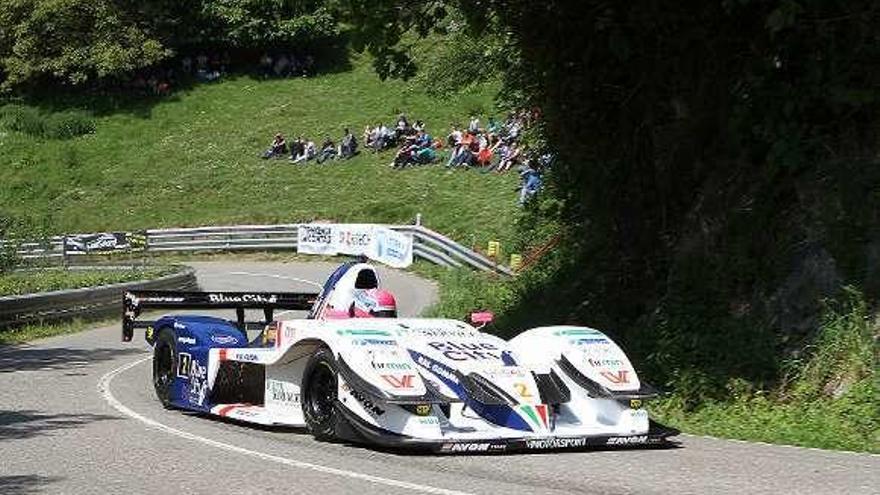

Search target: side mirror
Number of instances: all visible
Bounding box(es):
[468,311,495,328]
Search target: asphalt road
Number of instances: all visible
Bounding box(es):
[1,261,877,495]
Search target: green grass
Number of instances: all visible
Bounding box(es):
[0,52,518,247]
[651,288,879,453]
[0,267,174,296]
[0,317,114,345]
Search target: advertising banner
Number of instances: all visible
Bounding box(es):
[369,227,413,268]
[335,224,374,256]
[296,224,337,255]
[64,232,132,253]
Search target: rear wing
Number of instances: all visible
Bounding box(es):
[122,290,317,341]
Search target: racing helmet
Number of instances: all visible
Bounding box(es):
[349,288,398,318]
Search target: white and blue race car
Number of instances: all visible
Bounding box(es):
[122,262,677,453]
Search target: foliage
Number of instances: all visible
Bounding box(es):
[0,53,516,247]
[0,0,168,88]
[0,267,174,296]
[0,317,107,344]
[652,289,879,453]
[0,0,343,89]
[1,104,95,139]
[202,0,340,48]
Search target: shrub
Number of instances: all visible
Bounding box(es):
[0,104,95,139]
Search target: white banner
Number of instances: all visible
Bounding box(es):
[296,223,413,268]
[369,226,413,268]
[335,223,374,256]
[297,224,337,255]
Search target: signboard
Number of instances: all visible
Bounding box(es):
[296,224,413,268]
[64,232,140,254]
[297,224,336,255]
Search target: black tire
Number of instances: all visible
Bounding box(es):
[301,347,342,441]
[152,328,177,408]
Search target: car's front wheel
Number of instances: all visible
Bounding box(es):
[301,346,342,441]
[152,328,177,408]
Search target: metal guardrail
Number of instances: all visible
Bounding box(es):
[0,266,197,328]
[5,223,512,275]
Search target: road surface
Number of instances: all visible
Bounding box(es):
[1,262,876,495]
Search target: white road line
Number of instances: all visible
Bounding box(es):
[98,356,474,495]
[228,271,324,288]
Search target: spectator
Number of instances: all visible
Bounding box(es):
[468,115,480,134]
[487,116,501,134]
[339,128,358,159]
[519,160,543,205]
[289,136,305,162]
[316,136,337,163]
[262,133,287,159]
[413,119,426,132]
[446,124,462,147]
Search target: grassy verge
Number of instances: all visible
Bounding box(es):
[0,267,174,296]
[651,289,879,453]
[0,317,116,345]
[0,52,518,248]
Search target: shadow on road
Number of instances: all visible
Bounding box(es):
[0,475,64,495]
[0,410,121,442]
[0,347,145,373]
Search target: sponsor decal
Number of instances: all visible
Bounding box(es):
[211,335,238,345]
[574,338,610,345]
[145,327,154,340]
[525,437,588,449]
[405,328,476,338]
[266,380,300,405]
[188,359,208,406]
[587,358,623,367]
[440,442,506,453]
[415,404,432,416]
[337,329,392,337]
[413,353,460,385]
[174,322,186,330]
[629,399,643,409]
[177,352,192,378]
[427,341,502,361]
[177,336,196,345]
[262,323,278,346]
[208,293,278,304]
[351,338,397,346]
[553,328,603,336]
[599,370,630,384]
[606,435,649,446]
[381,374,415,389]
[370,361,412,371]
[417,416,440,425]
[234,352,260,362]
[139,296,185,303]
[483,368,527,378]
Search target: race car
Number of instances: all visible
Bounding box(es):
[122,261,678,452]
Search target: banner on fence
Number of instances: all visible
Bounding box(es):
[296,224,413,268]
[64,232,140,254]
[297,224,336,255]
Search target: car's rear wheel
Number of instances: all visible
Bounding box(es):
[302,347,342,441]
[152,328,177,408]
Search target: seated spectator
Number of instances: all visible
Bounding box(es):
[262,133,287,159]
[468,115,480,134]
[339,128,358,159]
[446,124,462,147]
[487,116,501,134]
[413,119,426,132]
[274,54,290,77]
[289,136,306,162]
[476,143,493,167]
[396,114,410,136]
[259,53,274,77]
[497,142,521,172]
[316,136,337,163]
[363,125,374,148]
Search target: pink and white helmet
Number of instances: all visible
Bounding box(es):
[350,288,397,318]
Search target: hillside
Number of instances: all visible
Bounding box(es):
[0,53,518,246]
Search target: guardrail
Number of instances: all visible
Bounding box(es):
[0,266,197,328]
[6,223,513,275]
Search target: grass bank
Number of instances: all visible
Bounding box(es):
[0,52,518,247]
[0,267,174,296]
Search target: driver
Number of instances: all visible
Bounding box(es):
[348,288,397,318]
